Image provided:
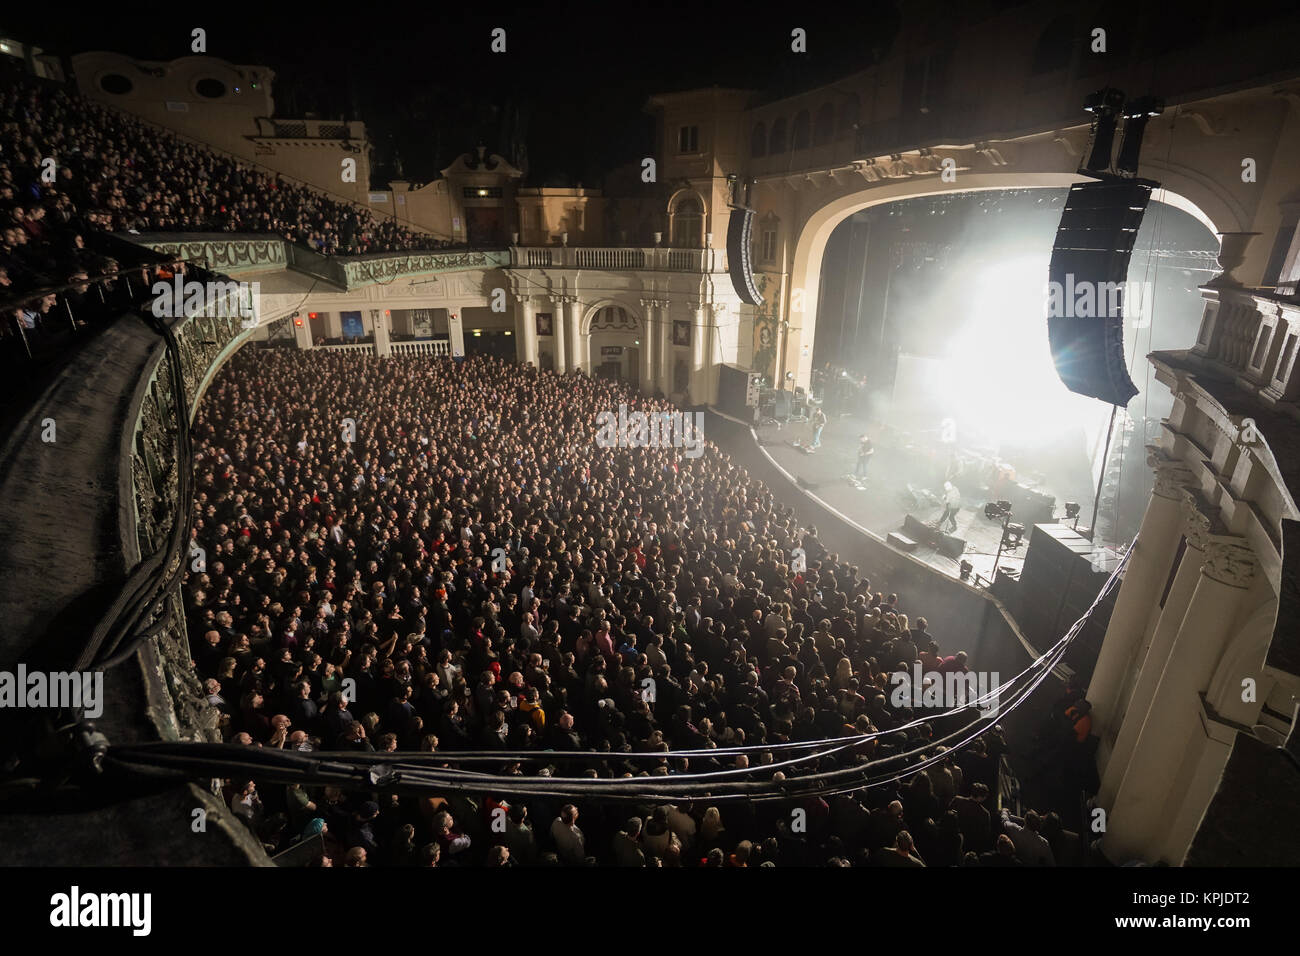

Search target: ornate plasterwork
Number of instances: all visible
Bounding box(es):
[143,236,287,272]
[1202,536,1257,589]
[1148,446,1197,500]
[588,306,640,333]
[129,304,248,742]
[1180,491,1216,552]
[340,250,509,289]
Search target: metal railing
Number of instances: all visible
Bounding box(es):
[2,242,190,360]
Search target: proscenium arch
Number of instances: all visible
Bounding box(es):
[782,172,1229,389]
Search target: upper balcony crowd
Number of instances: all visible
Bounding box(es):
[1,59,460,355]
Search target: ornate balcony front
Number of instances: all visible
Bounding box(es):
[509,245,727,273]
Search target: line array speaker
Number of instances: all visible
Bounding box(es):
[727,207,763,306]
[1046,177,1154,406]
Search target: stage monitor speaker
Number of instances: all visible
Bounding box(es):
[727,207,763,306]
[936,532,966,560]
[1047,177,1155,407]
[901,513,966,559]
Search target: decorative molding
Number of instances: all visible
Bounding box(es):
[852,159,885,183]
[1202,535,1257,588]
[588,306,639,333]
[340,250,509,289]
[1051,130,1082,157]
[133,234,287,273]
[1180,491,1216,551]
[1183,108,1230,136]
[1148,446,1198,500]
[129,303,250,743]
[974,142,1010,166]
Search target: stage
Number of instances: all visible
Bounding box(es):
[748,409,1084,583]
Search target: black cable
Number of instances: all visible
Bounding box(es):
[101,545,1126,804]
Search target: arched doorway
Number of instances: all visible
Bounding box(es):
[585,305,643,387]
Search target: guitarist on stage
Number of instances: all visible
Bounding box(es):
[854,433,874,480]
[810,405,828,450]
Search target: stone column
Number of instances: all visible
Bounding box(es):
[688,302,707,405]
[701,303,718,405]
[639,298,655,394]
[565,297,585,374]
[371,309,391,357]
[1099,493,1211,806]
[1100,532,1255,864]
[1090,451,1195,749]
[553,299,568,374]
[1158,703,1237,864]
[518,296,538,367]
[656,300,672,395]
[294,313,313,350]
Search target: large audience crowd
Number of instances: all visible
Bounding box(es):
[1,61,452,350]
[185,350,1086,866]
[0,57,1087,866]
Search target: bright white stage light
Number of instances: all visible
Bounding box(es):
[935,254,1109,451]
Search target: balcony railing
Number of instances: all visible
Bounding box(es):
[318,343,376,354]
[391,340,451,357]
[252,117,365,141]
[1190,284,1300,407]
[509,246,726,273]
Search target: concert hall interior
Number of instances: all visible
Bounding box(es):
[1,0,1299,906]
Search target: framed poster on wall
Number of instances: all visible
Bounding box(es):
[412,309,433,338]
[341,311,364,340]
[536,313,554,336]
[672,320,691,347]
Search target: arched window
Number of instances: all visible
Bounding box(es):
[814,103,835,146]
[670,195,704,249]
[751,122,767,158]
[769,118,787,153]
[792,110,811,150]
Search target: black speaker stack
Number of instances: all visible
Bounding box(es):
[1010,523,1118,683]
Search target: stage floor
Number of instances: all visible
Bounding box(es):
[752,413,1034,583]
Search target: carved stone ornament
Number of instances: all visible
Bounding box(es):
[1148,447,1197,500]
[1180,492,1215,552]
[1202,536,1257,589]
